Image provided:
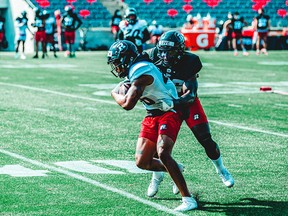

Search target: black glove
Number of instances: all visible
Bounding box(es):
[179,106,190,120]
[174,99,190,120]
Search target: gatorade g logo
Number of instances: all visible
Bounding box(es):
[196,34,208,47]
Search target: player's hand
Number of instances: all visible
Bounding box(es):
[179,106,190,120]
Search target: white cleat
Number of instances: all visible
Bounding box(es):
[174,196,198,212]
[218,168,234,188]
[172,163,184,195]
[20,54,26,60]
[147,172,164,197]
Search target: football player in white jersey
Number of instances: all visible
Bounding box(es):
[117,8,150,52]
[15,11,32,59]
[108,40,197,212]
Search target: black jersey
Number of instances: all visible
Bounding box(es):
[147,47,202,94]
[231,17,244,33]
[0,16,5,32]
[256,14,270,31]
[33,15,45,31]
[62,13,82,32]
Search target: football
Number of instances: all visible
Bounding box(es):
[115,81,131,95]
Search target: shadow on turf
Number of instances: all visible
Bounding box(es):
[198,198,288,216]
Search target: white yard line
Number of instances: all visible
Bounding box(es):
[0,82,287,138]
[0,148,187,216]
[210,120,288,138]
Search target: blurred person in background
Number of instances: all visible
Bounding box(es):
[61,5,82,57]
[110,9,122,41]
[148,20,164,46]
[31,7,47,59]
[225,12,249,56]
[54,10,62,51]
[15,11,33,59]
[222,12,233,50]
[0,12,7,49]
[255,8,270,55]
[44,10,57,58]
[183,14,194,29]
[117,7,150,52]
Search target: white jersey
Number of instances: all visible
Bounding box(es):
[128,61,178,111]
[119,19,148,47]
[15,17,28,41]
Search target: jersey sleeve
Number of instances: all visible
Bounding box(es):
[184,53,202,79]
[128,62,153,83]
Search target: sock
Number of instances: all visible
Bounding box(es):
[212,156,225,173]
[152,171,163,180]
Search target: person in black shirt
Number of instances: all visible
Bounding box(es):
[0,13,6,49]
[224,12,249,56]
[255,8,270,55]
[31,8,47,59]
[61,5,82,57]
[110,9,122,41]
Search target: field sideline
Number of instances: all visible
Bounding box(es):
[0,50,287,215]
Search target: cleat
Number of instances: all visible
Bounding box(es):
[54,53,58,58]
[147,172,164,197]
[20,54,26,60]
[64,51,70,57]
[32,55,38,59]
[233,50,238,56]
[174,196,198,212]
[256,50,260,55]
[261,48,268,55]
[218,168,234,188]
[172,163,184,195]
[14,53,19,59]
[243,51,249,56]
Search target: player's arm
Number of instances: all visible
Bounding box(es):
[173,75,198,109]
[117,29,124,40]
[223,20,231,31]
[75,16,83,30]
[142,28,150,43]
[111,75,153,110]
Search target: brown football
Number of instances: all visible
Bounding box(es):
[117,82,131,95]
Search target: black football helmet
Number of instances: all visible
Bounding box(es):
[157,30,185,67]
[107,40,139,78]
[64,5,74,15]
[124,8,137,25]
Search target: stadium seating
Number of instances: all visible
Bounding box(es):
[29,0,111,27]
[124,0,288,28]
[29,0,287,28]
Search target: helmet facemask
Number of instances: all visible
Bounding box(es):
[157,42,183,67]
[108,56,130,78]
[156,31,185,67]
[126,15,137,25]
[124,8,137,25]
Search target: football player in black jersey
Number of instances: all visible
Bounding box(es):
[224,12,249,56]
[61,5,82,57]
[255,8,270,55]
[145,30,234,197]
